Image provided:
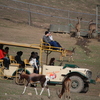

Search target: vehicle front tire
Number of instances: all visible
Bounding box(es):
[81,83,89,93]
[69,76,84,93]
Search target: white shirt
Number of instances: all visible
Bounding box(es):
[29,58,38,69]
[49,35,53,40]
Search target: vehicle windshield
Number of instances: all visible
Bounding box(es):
[63,64,79,69]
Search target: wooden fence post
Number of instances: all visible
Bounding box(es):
[28,4,32,26]
[68,10,70,25]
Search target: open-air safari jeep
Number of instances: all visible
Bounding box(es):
[0,40,95,93]
[1,62,95,93]
[42,64,95,93]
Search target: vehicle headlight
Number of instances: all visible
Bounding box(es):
[86,71,92,79]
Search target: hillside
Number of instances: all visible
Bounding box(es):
[0,18,100,78]
[0,0,100,76]
[21,0,99,13]
[0,0,100,100]
[0,0,100,29]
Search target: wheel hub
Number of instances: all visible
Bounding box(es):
[71,81,79,88]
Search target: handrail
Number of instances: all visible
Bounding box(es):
[0,40,40,49]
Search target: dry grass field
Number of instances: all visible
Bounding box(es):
[0,17,100,100]
[0,0,100,100]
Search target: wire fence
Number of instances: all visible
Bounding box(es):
[0,0,98,30]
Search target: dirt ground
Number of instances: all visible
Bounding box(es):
[0,79,100,100]
[0,19,100,100]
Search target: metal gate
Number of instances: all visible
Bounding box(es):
[49,24,70,33]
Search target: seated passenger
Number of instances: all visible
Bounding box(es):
[43,31,62,50]
[35,52,40,66]
[0,44,10,69]
[15,51,25,65]
[49,57,55,66]
[4,47,9,59]
[29,52,39,73]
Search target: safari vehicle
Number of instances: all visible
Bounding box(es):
[0,40,95,93]
[42,64,94,93]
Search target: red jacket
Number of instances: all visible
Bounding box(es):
[0,49,6,59]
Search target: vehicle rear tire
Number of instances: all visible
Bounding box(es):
[14,73,21,85]
[0,70,4,79]
[14,73,27,85]
[69,76,84,93]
